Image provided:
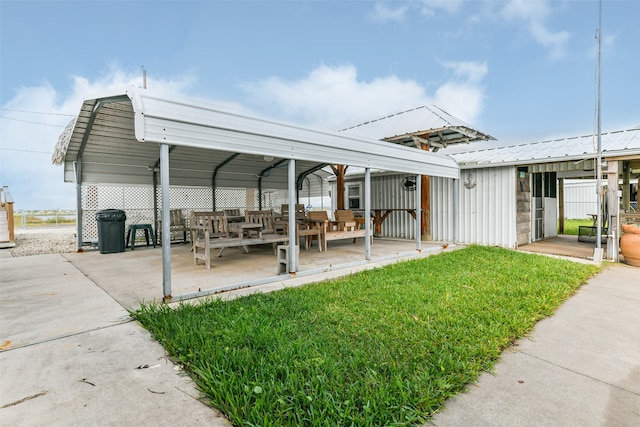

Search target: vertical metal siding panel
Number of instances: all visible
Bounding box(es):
[431,177,453,242]
[459,167,516,248]
[369,174,418,239]
[459,171,472,245]
[564,181,596,219]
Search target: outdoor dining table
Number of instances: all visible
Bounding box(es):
[229,222,263,239]
[352,208,417,236]
[209,222,264,257]
[225,215,246,223]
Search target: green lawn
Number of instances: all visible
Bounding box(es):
[560,218,593,235]
[132,246,599,426]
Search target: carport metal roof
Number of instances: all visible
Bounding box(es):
[450,127,640,175]
[53,87,459,187]
[53,87,460,302]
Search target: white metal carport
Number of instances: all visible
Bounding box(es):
[54,87,459,301]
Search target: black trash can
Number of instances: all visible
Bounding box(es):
[95,209,127,254]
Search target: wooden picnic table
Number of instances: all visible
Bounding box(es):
[225,215,246,223]
[352,208,417,236]
[229,222,263,239]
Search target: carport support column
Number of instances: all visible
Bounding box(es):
[416,175,422,251]
[74,160,83,251]
[288,159,297,273]
[364,168,371,260]
[160,143,172,301]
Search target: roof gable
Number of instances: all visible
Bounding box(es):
[339,105,494,150]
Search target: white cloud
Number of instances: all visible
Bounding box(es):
[501,0,571,59]
[368,2,407,23]
[241,62,486,129]
[1,63,488,209]
[420,0,463,16]
[0,67,196,210]
[432,61,487,121]
[440,60,488,83]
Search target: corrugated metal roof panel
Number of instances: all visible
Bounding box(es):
[339,105,494,147]
[58,88,460,185]
[451,127,640,169]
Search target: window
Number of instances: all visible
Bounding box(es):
[346,184,361,209]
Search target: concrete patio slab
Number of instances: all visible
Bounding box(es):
[62,238,445,309]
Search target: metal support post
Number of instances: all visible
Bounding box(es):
[160,143,172,301]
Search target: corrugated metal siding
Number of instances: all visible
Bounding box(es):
[331,167,517,248]
[335,174,418,238]
[370,174,418,239]
[458,167,517,248]
[563,180,597,219]
[334,168,516,246]
[431,177,455,241]
[336,173,457,241]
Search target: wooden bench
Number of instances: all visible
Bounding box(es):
[334,209,372,244]
[244,209,279,234]
[280,217,324,252]
[190,211,230,269]
[243,209,291,250]
[190,210,289,269]
[169,209,189,243]
[307,210,372,251]
[275,203,307,233]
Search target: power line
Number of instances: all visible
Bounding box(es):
[0,108,75,117]
[0,147,53,155]
[0,115,68,127]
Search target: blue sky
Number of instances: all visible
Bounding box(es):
[1,0,639,210]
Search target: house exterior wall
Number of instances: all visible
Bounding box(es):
[431,176,455,242]
[458,166,518,248]
[330,167,518,248]
[332,173,421,239]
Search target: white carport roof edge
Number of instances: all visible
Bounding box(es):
[126,88,459,179]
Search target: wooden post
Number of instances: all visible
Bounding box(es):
[330,165,348,210]
[420,143,431,241]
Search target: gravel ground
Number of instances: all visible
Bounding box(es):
[8,227,78,257]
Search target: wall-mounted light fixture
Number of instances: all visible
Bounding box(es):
[263,155,274,162]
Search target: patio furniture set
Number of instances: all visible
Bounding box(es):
[189,206,372,269]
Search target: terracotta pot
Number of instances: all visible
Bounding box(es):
[620,224,640,267]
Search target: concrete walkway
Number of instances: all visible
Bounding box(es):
[1,250,639,426]
[0,253,229,426]
[430,263,640,426]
